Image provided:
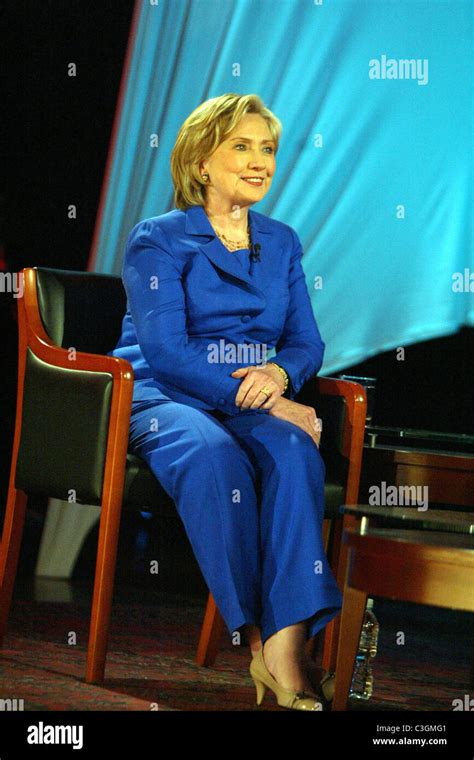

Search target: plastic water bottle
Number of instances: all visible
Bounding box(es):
[350,598,379,700]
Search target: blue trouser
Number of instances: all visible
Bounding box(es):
[128,397,342,645]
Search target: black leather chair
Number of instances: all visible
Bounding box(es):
[0,266,366,684]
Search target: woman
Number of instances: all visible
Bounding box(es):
[110,93,342,710]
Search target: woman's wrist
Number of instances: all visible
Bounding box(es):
[266,362,289,394]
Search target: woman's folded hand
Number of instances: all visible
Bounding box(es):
[231,364,285,410]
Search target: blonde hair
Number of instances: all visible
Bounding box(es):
[170,93,282,210]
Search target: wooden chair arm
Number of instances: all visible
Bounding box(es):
[315,376,367,505]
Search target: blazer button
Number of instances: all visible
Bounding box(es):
[241,315,251,323]
[218,398,226,405]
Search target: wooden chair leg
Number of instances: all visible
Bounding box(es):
[85,492,123,684]
[0,486,28,647]
[332,585,367,711]
[196,592,225,666]
[322,517,331,553]
[321,617,340,673]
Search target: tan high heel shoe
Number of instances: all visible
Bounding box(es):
[319,671,335,702]
[249,648,323,711]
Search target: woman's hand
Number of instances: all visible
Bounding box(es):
[231,364,286,410]
[268,396,322,448]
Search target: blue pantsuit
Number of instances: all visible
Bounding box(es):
[110,204,343,644]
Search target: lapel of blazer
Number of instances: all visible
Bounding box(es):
[184,204,273,290]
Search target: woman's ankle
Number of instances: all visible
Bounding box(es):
[243,624,262,657]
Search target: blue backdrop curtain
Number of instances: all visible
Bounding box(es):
[90,0,473,374]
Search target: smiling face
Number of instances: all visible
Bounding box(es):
[199,113,276,211]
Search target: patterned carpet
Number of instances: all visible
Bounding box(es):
[0,578,471,712]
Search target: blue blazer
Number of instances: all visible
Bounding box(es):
[110,204,325,415]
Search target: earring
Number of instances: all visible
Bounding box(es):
[201,173,209,182]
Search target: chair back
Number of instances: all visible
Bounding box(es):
[15,268,127,504]
[35,267,127,354]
